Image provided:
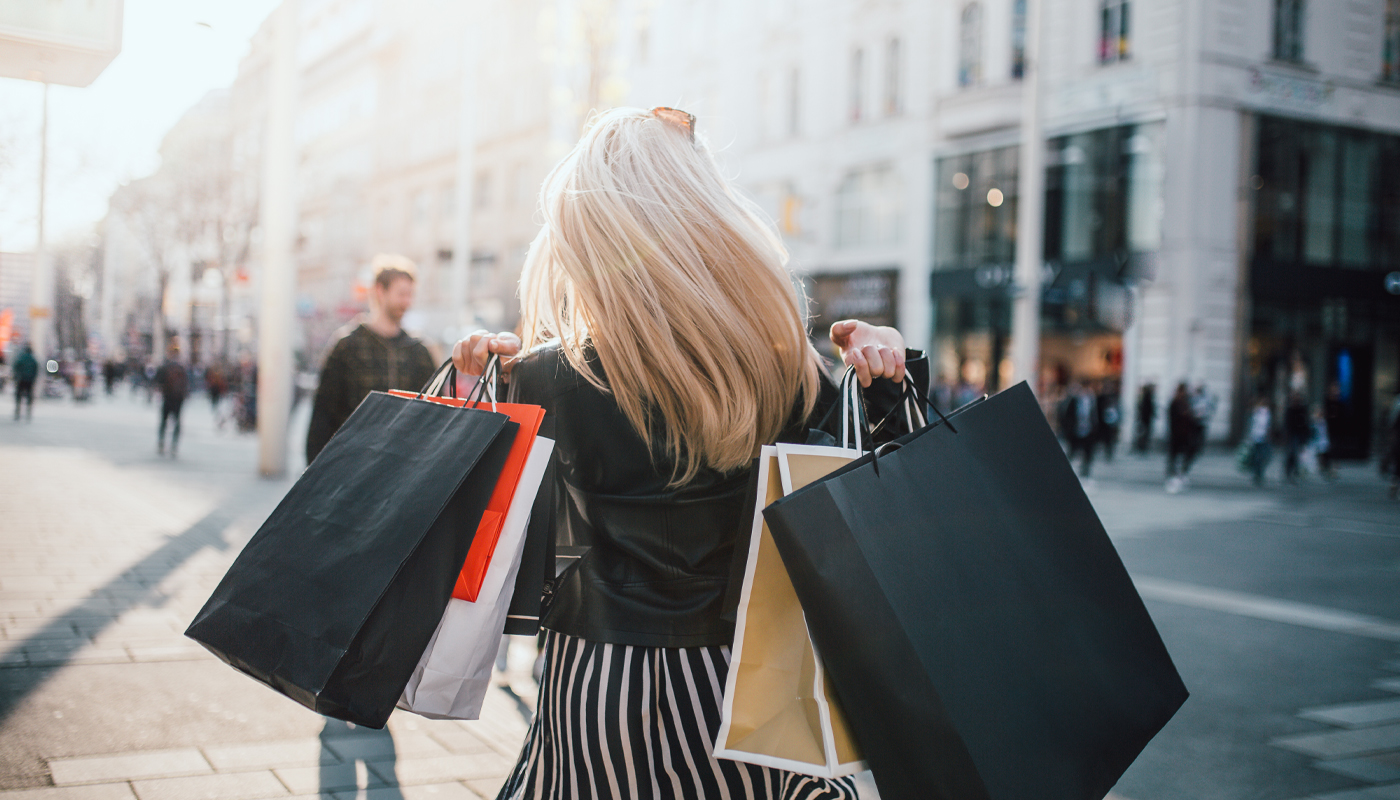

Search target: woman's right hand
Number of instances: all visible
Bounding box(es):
[452,330,522,376]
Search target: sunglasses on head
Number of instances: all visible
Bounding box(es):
[651,106,696,143]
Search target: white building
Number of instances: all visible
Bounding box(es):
[616,0,1400,455]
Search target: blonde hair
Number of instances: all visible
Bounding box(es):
[371,253,417,288]
[520,107,820,483]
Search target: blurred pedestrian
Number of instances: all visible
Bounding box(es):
[11,344,37,422]
[1282,391,1310,483]
[1382,389,1400,499]
[1246,396,1273,486]
[206,362,227,417]
[305,254,436,463]
[1060,379,1098,478]
[1134,382,1156,453]
[1165,382,1196,491]
[1186,383,1216,467]
[1097,379,1121,461]
[154,344,190,457]
[1307,404,1332,480]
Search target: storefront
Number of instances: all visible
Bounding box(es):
[1249,115,1400,458]
[929,122,1162,405]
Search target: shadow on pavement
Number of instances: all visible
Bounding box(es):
[319,718,404,798]
[0,484,257,723]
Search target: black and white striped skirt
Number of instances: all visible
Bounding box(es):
[497,629,861,800]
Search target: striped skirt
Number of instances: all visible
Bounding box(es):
[496,629,861,800]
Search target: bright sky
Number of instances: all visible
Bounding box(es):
[0,0,281,253]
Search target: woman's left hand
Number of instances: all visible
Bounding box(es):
[830,320,906,387]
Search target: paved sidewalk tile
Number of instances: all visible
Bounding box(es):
[367,754,509,786]
[1274,724,1400,759]
[339,785,481,800]
[130,771,288,800]
[1310,782,1400,799]
[274,763,385,795]
[202,740,339,771]
[49,749,213,785]
[465,776,505,798]
[0,786,138,800]
[321,734,449,763]
[1302,700,1400,729]
[1317,753,1400,783]
[424,728,494,755]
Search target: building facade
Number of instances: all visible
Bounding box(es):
[619,0,1400,453]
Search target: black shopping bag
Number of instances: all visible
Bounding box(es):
[186,389,516,728]
[763,382,1187,800]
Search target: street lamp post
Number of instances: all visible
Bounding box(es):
[1010,0,1044,390]
[257,0,300,478]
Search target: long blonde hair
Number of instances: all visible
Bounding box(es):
[520,107,820,483]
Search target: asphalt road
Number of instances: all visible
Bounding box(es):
[1,388,1397,799]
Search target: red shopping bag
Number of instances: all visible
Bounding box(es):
[390,362,545,602]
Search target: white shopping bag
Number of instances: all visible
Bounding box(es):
[397,436,555,720]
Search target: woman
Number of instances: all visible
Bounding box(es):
[453,107,923,799]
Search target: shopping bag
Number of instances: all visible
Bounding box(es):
[389,356,545,602]
[398,436,555,720]
[763,382,1188,800]
[185,371,517,729]
[715,443,866,777]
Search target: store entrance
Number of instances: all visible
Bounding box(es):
[1327,345,1374,459]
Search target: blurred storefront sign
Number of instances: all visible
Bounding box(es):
[805,269,899,336]
[0,0,123,87]
[1245,67,1335,113]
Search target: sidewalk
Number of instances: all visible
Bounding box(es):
[0,394,532,799]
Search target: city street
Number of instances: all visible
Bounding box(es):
[1,390,1398,799]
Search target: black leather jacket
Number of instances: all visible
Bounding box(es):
[508,343,929,648]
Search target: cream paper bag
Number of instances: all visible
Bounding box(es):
[714,443,866,778]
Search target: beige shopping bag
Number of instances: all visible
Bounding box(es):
[714,443,866,778]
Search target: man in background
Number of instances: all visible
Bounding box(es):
[12,344,37,421]
[154,343,190,456]
[306,254,437,463]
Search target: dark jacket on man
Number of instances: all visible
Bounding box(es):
[305,323,436,463]
[154,359,190,402]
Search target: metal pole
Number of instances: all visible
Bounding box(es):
[257,0,300,477]
[1010,0,1044,389]
[448,19,478,331]
[29,82,50,365]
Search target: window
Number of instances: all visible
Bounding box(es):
[1011,0,1027,79]
[849,49,865,122]
[787,67,801,137]
[1253,116,1400,270]
[835,165,903,248]
[439,183,455,220]
[1273,0,1305,62]
[958,3,983,87]
[884,38,902,116]
[1099,0,1130,64]
[1384,0,1399,82]
[1042,123,1164,264]
[411,188,430,225]
[473,171,491,210]
[934,146,1019,271]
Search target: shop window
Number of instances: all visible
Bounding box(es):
[1011,0,1027,79]
[1254,116,1400,271]
[934,146,1019,271]
[959,3,983,88]
[1043,122,1163,265]
[835,165,903,248]
[1273,0,1305,63]
[1099,0,1130,65]
[1384,0,1400,82]
[884,38,902,116]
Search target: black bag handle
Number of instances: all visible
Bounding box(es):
[464,354,501,408]
[416,360,458,400]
